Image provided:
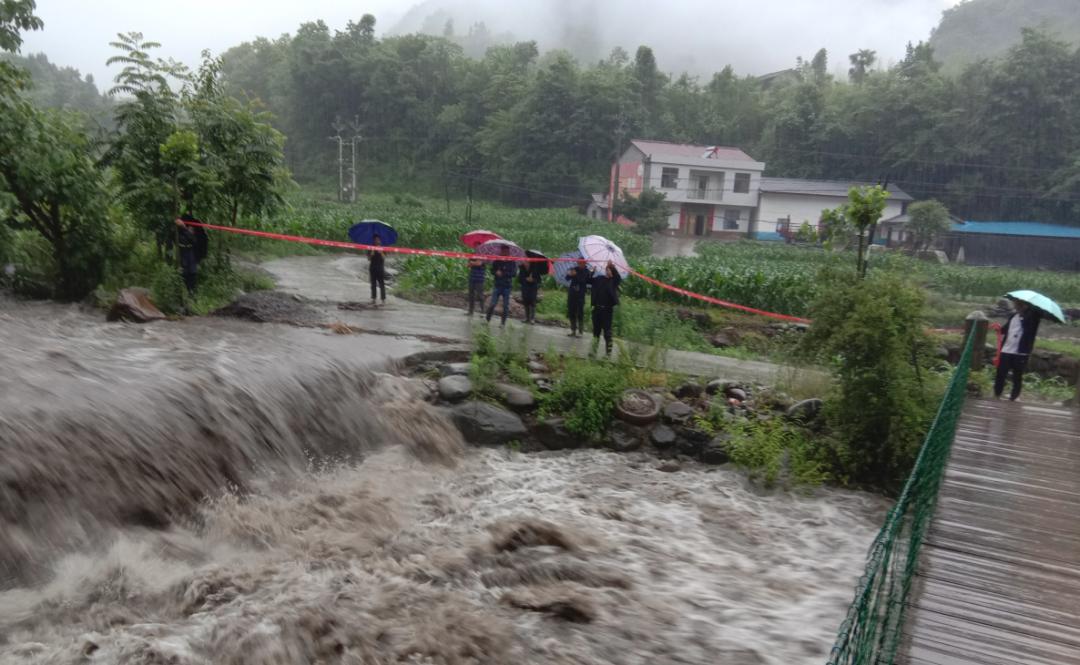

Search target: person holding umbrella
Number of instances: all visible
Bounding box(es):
[466,255,486,316]
[367,234,386,306]
[590,260,622,356]
[994,291,1064,401]
[566,258,590,337]
[486,244,516,327]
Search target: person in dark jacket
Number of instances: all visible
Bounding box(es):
[518,262,541,324]
[485,246,514,326]
[367,234,386,306]
[566,258,590,337]
[466,256,486,316]
[995,299,1043,401]
[175,214,207,295]
[590,261,621,356]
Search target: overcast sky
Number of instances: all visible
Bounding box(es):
[21,0,963,86]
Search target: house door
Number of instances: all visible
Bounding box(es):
[694,214,706,236]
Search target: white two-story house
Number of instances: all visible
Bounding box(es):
[610,140,766,239]
[608,139,912,241]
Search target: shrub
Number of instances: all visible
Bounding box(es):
[726,420,828,488]
[801,268,937,491]
[540,359,628,438]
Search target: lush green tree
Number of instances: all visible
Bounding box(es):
[614,188,668,235]
[846,185,890,277]
[848,49,876,84]
[0,1,112,300]
[907,199,951,250]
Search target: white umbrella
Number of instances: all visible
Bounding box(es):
[578,235,629,277]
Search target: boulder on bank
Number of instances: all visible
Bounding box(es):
[451,401,528,447]
[650,425,677,449]
[438,375,473,402]
[675,382,704,400]
[607,421,645,452]
[495,382,536,411]
[439,362,471,377]
[107,288,165,323]
[213,290,322,325]
[701,435,731,465]
[533,417,577,450]
[662,400,694,424]
[706,379,739,396]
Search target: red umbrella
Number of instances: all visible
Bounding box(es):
[460,229,502,249]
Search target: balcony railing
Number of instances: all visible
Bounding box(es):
[686,188,724,201]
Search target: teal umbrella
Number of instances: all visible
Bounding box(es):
[1006,290,1066,323]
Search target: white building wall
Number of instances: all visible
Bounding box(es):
[645,161,763,207]
[757,192,904,228]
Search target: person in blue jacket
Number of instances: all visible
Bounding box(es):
[485,245,515,326]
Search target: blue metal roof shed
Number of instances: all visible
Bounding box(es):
[951,222,1080,239]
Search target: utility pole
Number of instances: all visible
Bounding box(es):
[466,175,473,225]
[609,113,627,222]
[330,117,347,202]
[348,115,363,203]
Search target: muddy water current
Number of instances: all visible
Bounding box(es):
[0,298,886,664]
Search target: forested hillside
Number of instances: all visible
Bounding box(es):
[930,0,1080,71]
[0,52,112,126]
[220,16,1080,224]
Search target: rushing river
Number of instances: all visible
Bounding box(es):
[0,297,886,665]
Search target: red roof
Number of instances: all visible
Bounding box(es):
[630,139,756,162]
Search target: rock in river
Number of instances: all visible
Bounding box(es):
[438,375,473,402]
[495,383,536,411]
[451,401,528,447]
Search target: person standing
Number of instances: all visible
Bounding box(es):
[566,258,590,337]
[518,262,541,324]
[485,247,514,327]
[368,234,386,306]
[995,299,1043,401]
[590,261,621,356]
[466,256,486,316]
[174,214,206,295]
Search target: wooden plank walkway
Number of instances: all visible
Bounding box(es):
[899,399,1080,665]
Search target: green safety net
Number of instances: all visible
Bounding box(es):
[826,330,976,665]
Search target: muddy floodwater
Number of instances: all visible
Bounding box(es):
[0,297,886,665]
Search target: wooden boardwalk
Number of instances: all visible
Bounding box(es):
[899,400,1080,665]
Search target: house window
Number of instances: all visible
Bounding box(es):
[734,173,751,194]
[724,209,740,230]
[661,167,678,189]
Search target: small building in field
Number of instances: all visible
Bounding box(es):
[611,139,766,239]
[943,222,1080,271]
[754,178,912,242]
[584,193,609,220]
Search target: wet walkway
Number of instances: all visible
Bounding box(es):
[900,400,1080,665]
[263,255,813,385]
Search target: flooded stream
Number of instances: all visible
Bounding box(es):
[0,297,885,664]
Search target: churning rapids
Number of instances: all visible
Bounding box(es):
[0,296,886,665]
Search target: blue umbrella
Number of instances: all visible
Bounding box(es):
[348,220,398,246]
[1006,290,1066,324]
[553,250,585,287]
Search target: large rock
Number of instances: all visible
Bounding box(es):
[533,417,577,450]
[495,382,536,411]
[451,401,528,447]
[439,362,472,377]
[675,425,711,456]
[725,387,748,402]
[607,422,645,453]
[527,360,548,373]
[438,375,473,402]
[701,435,731,465]
[662,400,694,424]
[107,288,165,323]
[706,379,740,396]
[649,425,677,449]
[786,398,823,423]
[675,382,704,399]
[710,332,736,349]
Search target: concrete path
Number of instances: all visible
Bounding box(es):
[262,255,809,385]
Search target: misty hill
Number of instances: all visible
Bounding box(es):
[930,0,1080,70]
[1,52,112,126]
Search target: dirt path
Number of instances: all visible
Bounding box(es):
[262,254,810,385]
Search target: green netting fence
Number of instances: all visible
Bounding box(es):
[826,329,976,665]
